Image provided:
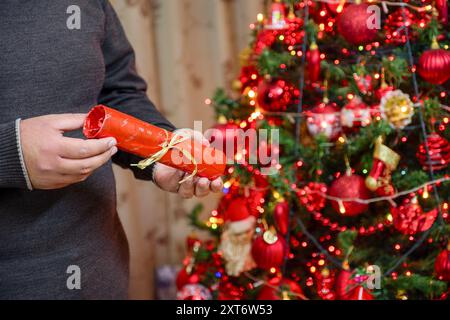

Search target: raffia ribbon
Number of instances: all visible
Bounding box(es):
[131,130,198,184]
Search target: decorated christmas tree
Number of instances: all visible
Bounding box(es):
[176,0,450,300]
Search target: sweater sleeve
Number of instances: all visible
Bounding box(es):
[98,1,176,181]
[0,120,32,189]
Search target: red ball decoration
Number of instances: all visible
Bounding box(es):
[297,182,328,212]
[340,97,372,132]
[418,42,450,85]
[306,42,321,83]
[337,3,378,45]
[257,277,304,300]
[274,201,290,236]
[207,122,240,162]
[328,173,371,216]
[257,78,300,112]
[306,102,342,140]
[251,230,286,270]
[335,269,374,300]
[391,196,438,235]
[416,133,450,171]
[435,246,450,281]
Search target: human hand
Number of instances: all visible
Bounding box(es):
[20,114,118,190]
[152,129,223,198]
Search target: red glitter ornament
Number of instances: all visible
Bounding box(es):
[297,182,328,212]
[417,133,450,171]
[257,277,304,300]
[391,196,438,235]
[435,245,450,281]
[418,39,450,85]
[251,229,286,270]
[257,78,300,112]
[337,3,378,45]
[328,173,371,216]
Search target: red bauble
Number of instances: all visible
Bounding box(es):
[297,182,328,212]
[251,230,286,270]
[257,277,304,300]
[335,270,373,300]
[417,133,450,171]
[306,42,321,83]
[306,102,342,140]
[391,196,438,235]
[176,268,199,290]
[418,45,450,85]
[337,4,378,45]
[328,174,371,216]
[274,201,290,236]
[239,66,260,91]
[340,97,372,131]
[436,0,449,25]
[257,78,300,112]
[207,122,240,162]
[435,247,450,281]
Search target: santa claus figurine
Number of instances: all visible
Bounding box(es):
[219,197,256,276]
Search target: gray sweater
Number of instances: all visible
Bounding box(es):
[0,0,174,299]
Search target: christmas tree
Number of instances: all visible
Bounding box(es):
[176,0,450,301]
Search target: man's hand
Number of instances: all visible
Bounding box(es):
[153,129,223,199]
[20,114,118,190]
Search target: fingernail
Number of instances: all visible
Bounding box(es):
[108,139,117,148]
[111,147,118,155]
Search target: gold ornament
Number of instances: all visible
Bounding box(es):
[380,90,414,129]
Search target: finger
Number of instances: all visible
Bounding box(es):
[48,114,87,132]
[194,177,211,198]
[210,178,224,193]
[59,137,117,159]
[178,175,195,199]
[58,147,118,175]
[175,129,210,147]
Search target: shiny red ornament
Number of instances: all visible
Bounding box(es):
[306,102,341,140]
[251,230,286,270]
[274,201,290,236]
[340,97,371,132]
[207,122,240,163]
[297,182,328,212]
[306,42,321,83]
[391,197,438,235]
[257,78,300,112]
[335,270,373,300]
[418,43,450,85]
[435,246,450,281]
[436,0,448,26]
[238,66,260,91]
[257,277,304,300]
[328,173,371,216]
[417,133,450,171]
[337,3,378,45]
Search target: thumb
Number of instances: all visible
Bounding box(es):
[50,113,87,132]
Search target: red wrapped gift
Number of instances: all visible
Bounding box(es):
[83,105,226,181]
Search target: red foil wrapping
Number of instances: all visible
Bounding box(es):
[83,105,226,180]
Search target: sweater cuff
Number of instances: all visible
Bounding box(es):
[0,120,31,190]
